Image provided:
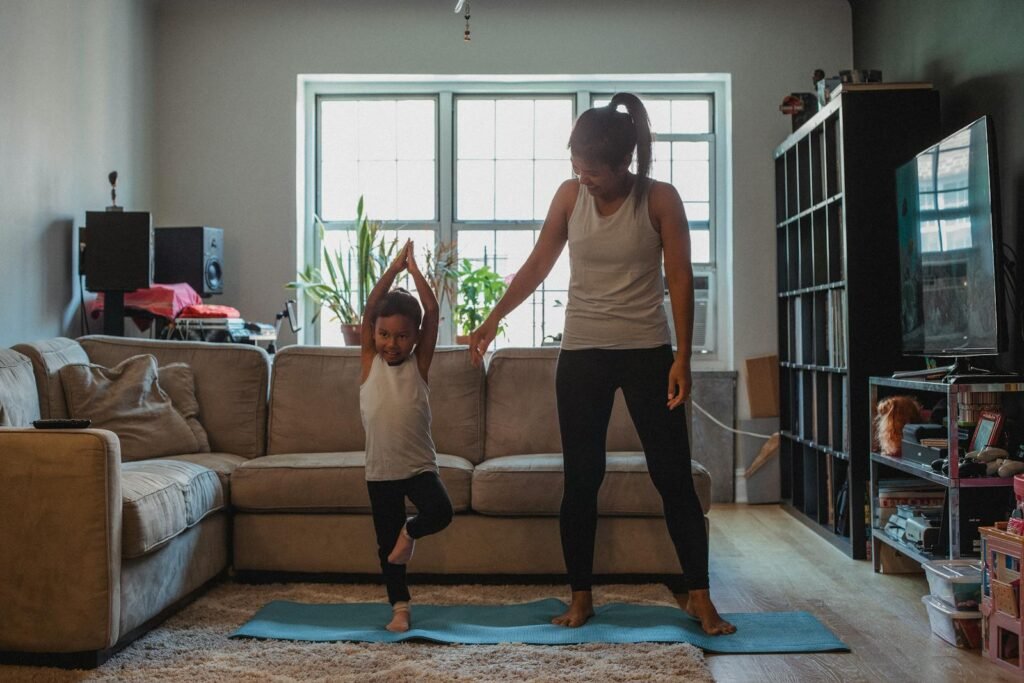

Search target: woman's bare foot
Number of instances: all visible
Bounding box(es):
[386,603,410,632]
[551,590,595,627]
[388,525,415,565]
[675,589,736,635]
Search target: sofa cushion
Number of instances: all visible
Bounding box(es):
[12,337,90,419]
[231,452,473,513]
[163,452,248,498]
[484,347,642,459]
[121,460,225,558]
[59,355,209,462]
[79,336,270,458]
[471,453,712,516]
[267,346,485,463]
[0,349,40,427]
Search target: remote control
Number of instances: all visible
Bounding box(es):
[32,418,92,429]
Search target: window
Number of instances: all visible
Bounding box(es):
[306,76,727,349]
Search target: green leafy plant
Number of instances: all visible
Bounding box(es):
[454,258,508,337]
[287,196,398,327]
[424,239,459,313]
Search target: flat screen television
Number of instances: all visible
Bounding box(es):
[896,115,1006,373]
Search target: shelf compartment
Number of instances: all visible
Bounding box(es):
[870,451,1016,488]
[872,528,941,564]
[781,430,850,460]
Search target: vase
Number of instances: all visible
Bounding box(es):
[341,323,361,346]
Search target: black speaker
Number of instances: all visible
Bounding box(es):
[154,226,224,297]
[83,211,153,292]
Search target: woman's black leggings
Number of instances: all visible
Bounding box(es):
[367,471,453,604]
[556,345,709,593]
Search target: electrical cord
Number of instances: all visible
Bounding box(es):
[690,399,774,440]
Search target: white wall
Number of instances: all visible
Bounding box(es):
[0,0,154,348]
[150,0,851,419]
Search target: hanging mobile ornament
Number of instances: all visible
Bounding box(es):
[455,0,471,43]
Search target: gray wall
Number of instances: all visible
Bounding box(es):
[151,0,853,420]
[852,0,1024,368]
[0,0,155,348]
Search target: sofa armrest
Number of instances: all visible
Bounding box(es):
[0,428,122,653]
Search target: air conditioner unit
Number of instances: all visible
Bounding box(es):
[664,270,716,355]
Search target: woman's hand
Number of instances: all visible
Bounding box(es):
[667,356,692,410]
[468,316,499,368]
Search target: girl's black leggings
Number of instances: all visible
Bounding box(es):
[367,471,453,604]
[556,345,709,593]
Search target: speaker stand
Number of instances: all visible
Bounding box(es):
[103,291,126,336]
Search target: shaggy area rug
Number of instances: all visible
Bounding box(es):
[2,583,714,682]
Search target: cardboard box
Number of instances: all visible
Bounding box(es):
[745,354,780,418]
[878,543,923,574]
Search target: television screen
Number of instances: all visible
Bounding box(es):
[896,116,1004,357]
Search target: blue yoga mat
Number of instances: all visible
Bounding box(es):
[231,598,848,654]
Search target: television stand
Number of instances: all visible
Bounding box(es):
[892,358,1021,384]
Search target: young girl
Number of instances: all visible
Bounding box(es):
[360,240,454,633]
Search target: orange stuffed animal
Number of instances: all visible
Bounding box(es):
[874,395,923,456]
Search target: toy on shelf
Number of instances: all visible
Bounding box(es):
[980,522,1024,672]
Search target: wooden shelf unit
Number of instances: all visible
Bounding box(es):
[774,86,940,559]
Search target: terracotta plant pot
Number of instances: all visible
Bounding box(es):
[455,334,470,345]
[341,323,361,346]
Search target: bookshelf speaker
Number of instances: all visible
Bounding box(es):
[154,226,224,297]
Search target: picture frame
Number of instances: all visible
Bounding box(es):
[969,410,1004,451]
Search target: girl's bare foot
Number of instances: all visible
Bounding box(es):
[386,602,410,632]
[388,525,415,565]
[551,590,595,627]
[675,589,736,635]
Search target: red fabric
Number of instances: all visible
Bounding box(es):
[177,304,241,319]
[88,282,204,323]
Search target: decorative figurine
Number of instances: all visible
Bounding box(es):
[106,170,123,212]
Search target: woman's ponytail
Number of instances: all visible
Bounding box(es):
[608,92,652,186]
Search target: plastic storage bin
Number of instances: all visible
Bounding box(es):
[922,594,983,648]
[923,559,983,610]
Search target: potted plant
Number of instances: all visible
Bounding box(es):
[453,258,508,344]
[287,196,398,345]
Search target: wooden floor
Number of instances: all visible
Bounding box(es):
[704,504,1016,683]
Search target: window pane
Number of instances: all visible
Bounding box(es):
[457,99,495,159]
[535,100,572,159]
[360,161,397,219]
[396,160,434,220]
[457,160,494,220]
[672,99,711,133]
[321,98,435,221]
[396,100,435,160]
[495,100,533,160]
[357,101,396,160]
[321,160,358,222]
[652,140,671,182]
[686,202,710,222]
[690,229,711,263]
[645,99,671,133]
[457,96,573,221]
[495,160,533,220]
[535,160,569,218]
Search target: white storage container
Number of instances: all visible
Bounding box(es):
[922,559,982,610]
[921,594,982,649]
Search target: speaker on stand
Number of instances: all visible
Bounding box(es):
[154,226,224,297]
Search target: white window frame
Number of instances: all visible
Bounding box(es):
[298,74,732,367]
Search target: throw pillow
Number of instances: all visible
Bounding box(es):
[155,362,212,453]
[59,354,210,461]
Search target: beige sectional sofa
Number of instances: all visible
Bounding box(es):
[0,336,711,667]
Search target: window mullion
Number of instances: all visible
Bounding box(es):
[438,91,455,344]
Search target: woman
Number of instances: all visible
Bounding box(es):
[468,93,734,635]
